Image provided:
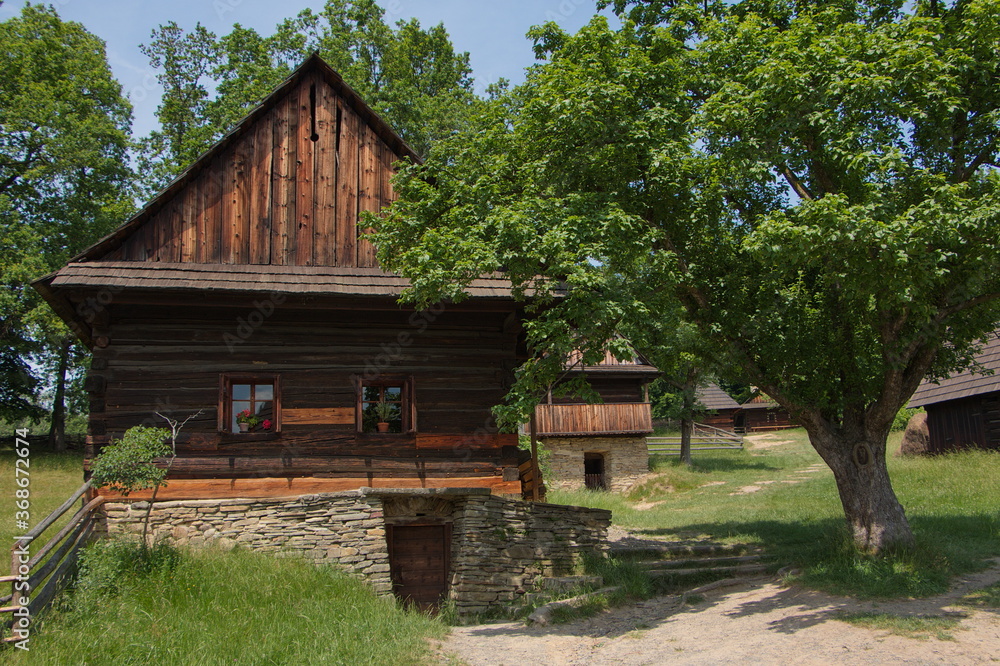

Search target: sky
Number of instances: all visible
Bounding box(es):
[0,0,612,138]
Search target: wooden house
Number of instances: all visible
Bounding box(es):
[31,55,611,614]
[732,393,798,433]
[694,383,741,431]
[907,332,1000,453]
[34,54,532,502]
[534,349,658,492]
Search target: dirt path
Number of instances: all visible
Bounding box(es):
[439,560,1000,665]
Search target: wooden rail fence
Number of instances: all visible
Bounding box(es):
[1,481,104,646]
[648,423,744,455]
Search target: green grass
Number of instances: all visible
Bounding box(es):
[551,428,1000,599]
[11,541,446,665]
[838,611,966,640]
[0,449,85,546]
[960,582,1000,609]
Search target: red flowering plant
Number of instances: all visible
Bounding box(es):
[235,409,273,432]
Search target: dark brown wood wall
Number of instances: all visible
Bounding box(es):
[104,72,398,268]
[84,301,521,484]
[550,378,646,405]
[926,395,1000,453]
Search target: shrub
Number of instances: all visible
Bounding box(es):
[89,426,171,496]
[892,407,923,432]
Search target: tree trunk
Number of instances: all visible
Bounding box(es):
[678,368,697,467]
[808,426,915,553]
[679,416,693,467]
[47,337,70,452]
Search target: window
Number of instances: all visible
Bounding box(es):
[220,374,281,434]
[357,376,414,434]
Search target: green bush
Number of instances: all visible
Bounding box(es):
[892,407,923,432]
[74,537,180,599]
[89,426,171,495]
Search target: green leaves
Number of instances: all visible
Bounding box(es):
[90,427,172,497]
[377,0,1000,435]
[0,4,133,422]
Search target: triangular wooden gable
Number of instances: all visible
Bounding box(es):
[80,55,417,268]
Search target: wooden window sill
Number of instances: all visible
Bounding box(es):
[218,432,281,443]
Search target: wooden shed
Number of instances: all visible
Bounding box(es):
[694,383,741,431]
[733,393,798,433]
[534,349,658,492]
[33,54,534,502]
[907,333,1000,453]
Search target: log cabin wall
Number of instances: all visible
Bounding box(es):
[101,70,396,268]
[84,298,524,497]
[925,394,1000,453]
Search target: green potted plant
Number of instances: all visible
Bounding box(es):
[373,402,395,433]
[236,409,260,433]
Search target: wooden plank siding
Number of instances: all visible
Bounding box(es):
[534,403,653,437]
[925,394,1000,453]
[83,301,523,494]
[113,73,402,268]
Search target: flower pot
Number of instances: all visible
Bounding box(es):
[376,422,389,433]
[238,422,249,433]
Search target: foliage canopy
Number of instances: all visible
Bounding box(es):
[375,0,1000,551]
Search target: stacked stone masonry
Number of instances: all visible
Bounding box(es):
[98,488,610,617]
[543,435,649,492]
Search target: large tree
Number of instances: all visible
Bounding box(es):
[374,0,1000,553]
[0,4,133,437]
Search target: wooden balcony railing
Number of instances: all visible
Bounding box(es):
[534,402,653,437]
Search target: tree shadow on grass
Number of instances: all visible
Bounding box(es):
[649,454,782,474]
[634,512,1000,599]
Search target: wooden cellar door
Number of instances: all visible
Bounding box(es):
[387,523,451,610]
[584,452,607,490]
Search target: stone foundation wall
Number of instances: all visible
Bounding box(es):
[447,494,611,616]
[99,492,392,594]
[99,488,610,617]
[544,435,649,492]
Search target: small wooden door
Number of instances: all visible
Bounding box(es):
[584,452,606,490]
[387,523,451,609]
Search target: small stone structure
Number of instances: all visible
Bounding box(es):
[98,488,610,617]
[544,435,649,492]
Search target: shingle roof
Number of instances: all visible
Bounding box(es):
[695,383,740,411]
[41,262,514,299]
[908,333,1000,407]
[564,347,660,377]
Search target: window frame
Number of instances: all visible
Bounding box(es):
[355,374,416,434]
[219,373,282,434]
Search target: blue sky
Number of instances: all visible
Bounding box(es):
[1,0,611,138]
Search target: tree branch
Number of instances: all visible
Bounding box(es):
[779,164,814,201]
[960,138,997,182]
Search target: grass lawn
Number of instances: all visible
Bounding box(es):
[0,448,85,546]
[551,428,1000,599]
[9,545,446,665]
[0,447,446,664]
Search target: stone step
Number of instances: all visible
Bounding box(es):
[609,542,761,560]
[639,553,770,570]
[540,575,605,592]
[647,563,771,579]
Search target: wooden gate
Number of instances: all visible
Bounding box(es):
[386,523,451,609]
